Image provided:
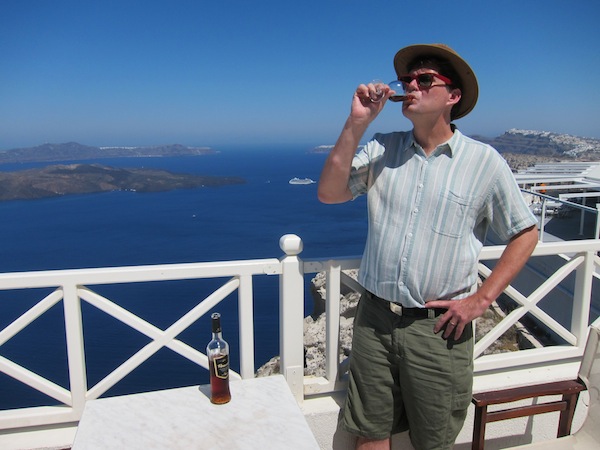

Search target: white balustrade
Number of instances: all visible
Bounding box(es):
[0,258,281,431]
[0,235,599,447]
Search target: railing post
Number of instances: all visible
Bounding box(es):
[63,284,88,415]
[325,263,341,384]
[596,204,600,240]
[572,250,595,343]
[579,197,586,236]
[238,274,255,379]
[279,234,305,403]
[539,198,547,242]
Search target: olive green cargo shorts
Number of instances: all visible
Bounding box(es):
[340,292,474,450]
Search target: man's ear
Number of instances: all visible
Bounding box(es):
[448,88,462,106]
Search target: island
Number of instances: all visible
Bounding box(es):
[0,142,216,164]
[0,163,245,202]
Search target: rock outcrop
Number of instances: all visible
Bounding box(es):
[257,270,359,378]
[256,270,527,378]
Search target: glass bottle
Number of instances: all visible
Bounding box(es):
[206,312,231,404]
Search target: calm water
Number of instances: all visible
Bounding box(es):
[0,146,367,409]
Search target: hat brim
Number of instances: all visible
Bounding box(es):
[393,44,478,120]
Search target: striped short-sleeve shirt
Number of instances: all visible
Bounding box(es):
[348,129,538,307]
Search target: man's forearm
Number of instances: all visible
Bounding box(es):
[317,117,369,204]
[430,225,538,339]
[477,225,539,306]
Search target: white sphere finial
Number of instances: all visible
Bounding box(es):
[279,234,303,255]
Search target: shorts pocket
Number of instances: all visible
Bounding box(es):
[452,387,473,411]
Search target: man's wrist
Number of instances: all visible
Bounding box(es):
[344,117,370,141]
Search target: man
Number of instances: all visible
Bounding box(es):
[318,44,539,450]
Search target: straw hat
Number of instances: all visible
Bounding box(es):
[393,44,478,120]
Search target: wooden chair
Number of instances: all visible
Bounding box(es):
[471,325,600,449]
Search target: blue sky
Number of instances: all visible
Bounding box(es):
[1,0,599,150]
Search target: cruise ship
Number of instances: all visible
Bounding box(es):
[0,162,599,449]
[289,177,316,185]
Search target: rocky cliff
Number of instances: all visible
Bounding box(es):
[257,270,359,378]
[475,129,600,158]
[310,129,600,162]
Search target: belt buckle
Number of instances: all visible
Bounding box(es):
[389,302,404,316]
[389,302,436,319]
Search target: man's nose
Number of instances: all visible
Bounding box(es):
[406,79,420,91]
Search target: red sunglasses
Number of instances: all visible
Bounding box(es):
[397,72,453,91]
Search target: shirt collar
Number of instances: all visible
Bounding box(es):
[407,126,461,158]
[444,125,461,156]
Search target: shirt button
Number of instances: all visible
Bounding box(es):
[399,281,405,287]
[413,208,419,214]
[418,184,424,189]
[402,257,408,262]
[408,233,413,238]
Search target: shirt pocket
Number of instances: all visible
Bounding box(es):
[431,190,476,238]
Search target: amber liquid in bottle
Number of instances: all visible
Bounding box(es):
[207,312,231,404]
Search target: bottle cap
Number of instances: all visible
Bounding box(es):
[211,312,222,333]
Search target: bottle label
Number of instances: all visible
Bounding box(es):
[212,354,229,379]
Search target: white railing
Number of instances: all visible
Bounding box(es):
[285,239,600,398]
[521,188,600,242]
[0,256,282,431]
[0,235,599,439]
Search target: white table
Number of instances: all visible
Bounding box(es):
[72,375,319,449]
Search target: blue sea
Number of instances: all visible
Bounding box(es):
[0,146,368,410]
